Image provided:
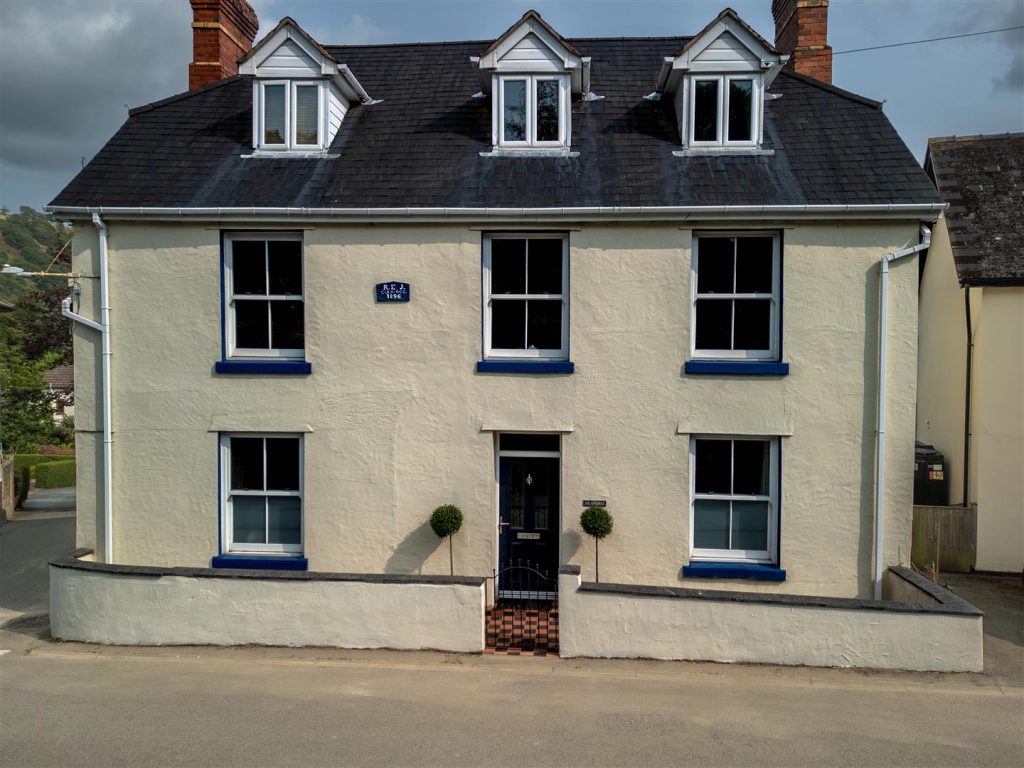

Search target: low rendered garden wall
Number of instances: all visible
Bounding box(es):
[558,565,983,672]
[50,549,485,652]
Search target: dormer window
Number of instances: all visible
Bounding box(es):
[477,11,594,154]
[499,75,569,147]
[653,9,783,153]
[238,17,376,156]
[259,81,323,149]
[689,75,760,147]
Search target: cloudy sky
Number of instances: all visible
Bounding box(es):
[0,0,1021,211]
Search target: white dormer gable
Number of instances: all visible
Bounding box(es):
[653,9,785,151]
[475,10,592,153]
[238,17,375,154]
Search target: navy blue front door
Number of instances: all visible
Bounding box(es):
[499,457,559,596]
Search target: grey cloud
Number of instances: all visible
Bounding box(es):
[0,0,191,206]
[941,0,1024,93]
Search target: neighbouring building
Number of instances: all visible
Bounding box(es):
[44,1,985,670]
[43,364,75,423]
[918,133,1024,575]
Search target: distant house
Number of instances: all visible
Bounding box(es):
[918,133,1024,575]
[43,364,74,423]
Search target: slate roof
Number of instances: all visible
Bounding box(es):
[925,134,1024,286]
[50,37,941,212]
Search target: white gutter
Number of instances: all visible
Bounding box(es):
[60,214,113,563]
[873,224,931,600]
[44,203,946,223]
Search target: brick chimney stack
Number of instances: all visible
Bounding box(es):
[189,0,259,90]
[771,0,832,83]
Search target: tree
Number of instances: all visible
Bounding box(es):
[12,285,73,364]
[0,345,59,454]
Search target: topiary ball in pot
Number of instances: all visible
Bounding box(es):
[430,504,463,575]
[580,506,613,539]
[430,504,463,538]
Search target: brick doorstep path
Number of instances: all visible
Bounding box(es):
[484,600,558,657]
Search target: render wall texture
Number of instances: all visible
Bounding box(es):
[971,287,1024,573]
[557,571,983,672]
[70,220,921,598]
[50,561,485,651]
[916,215,1022,573]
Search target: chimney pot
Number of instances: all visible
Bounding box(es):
[772,0,832,83]
[189,0,259,91]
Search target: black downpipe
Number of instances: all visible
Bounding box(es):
[962,288,974,507]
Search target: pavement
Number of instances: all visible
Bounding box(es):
[0,490,1022,767]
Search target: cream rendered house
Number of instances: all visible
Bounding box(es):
[918,134,1024,575]
[45,1,985,669]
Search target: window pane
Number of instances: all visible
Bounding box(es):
[294,86,319,145]
[527,299,562,350]
[693,80,719,142]
[527,239,563,294]
[492,299,526,349]
[733,440,770,495]
[727,79,753,142]
[536,80,560,142]
[263,84,286,145]
[503,80,527,142]
[694,439,731,494]
[735,237,774,293]
[510,464,524,528]
[693,500,730,549]
[491,239,526,294]
[733,299,771,351]
[500,434,560,452]
[230,437,264,490]
[697,237,734,293]
[232,496,266,544]
[235,300,270,349]
[732,501,769,551]
[270,301,304,350]
[268,497,302,545]
[694,299,732,350]
[266,438,300,491]
[232,240,266,295]
[268,240,302,295]
[532,464,549,530]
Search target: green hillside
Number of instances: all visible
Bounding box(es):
[0,207,73,302]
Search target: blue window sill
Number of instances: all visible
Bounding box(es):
[476,360,574,374]
[682,562,787,581]
[215,360,312,375]
[684,360,789,376]
[211,555,308,571]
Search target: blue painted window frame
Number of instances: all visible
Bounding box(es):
[688,230,785,371]
[688,435,784,573]
[218,231,311,374]
[480,231,573,372]
[216,432,306,566]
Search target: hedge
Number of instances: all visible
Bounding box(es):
[35,460,76,489]
[14,454,71,478]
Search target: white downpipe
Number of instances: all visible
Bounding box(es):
[61,216,113,563]
[874,224,930,600]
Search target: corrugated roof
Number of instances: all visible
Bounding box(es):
[50,37,941,211]
[926,133,1024,286]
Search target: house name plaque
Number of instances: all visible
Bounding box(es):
[375,282,410,302]
[582,499,607,507]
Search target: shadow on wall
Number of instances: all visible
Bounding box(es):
[385,520,441,575]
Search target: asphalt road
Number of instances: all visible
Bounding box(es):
[0,495,1021,767]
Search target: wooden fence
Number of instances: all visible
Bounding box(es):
[912,505,977,573]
